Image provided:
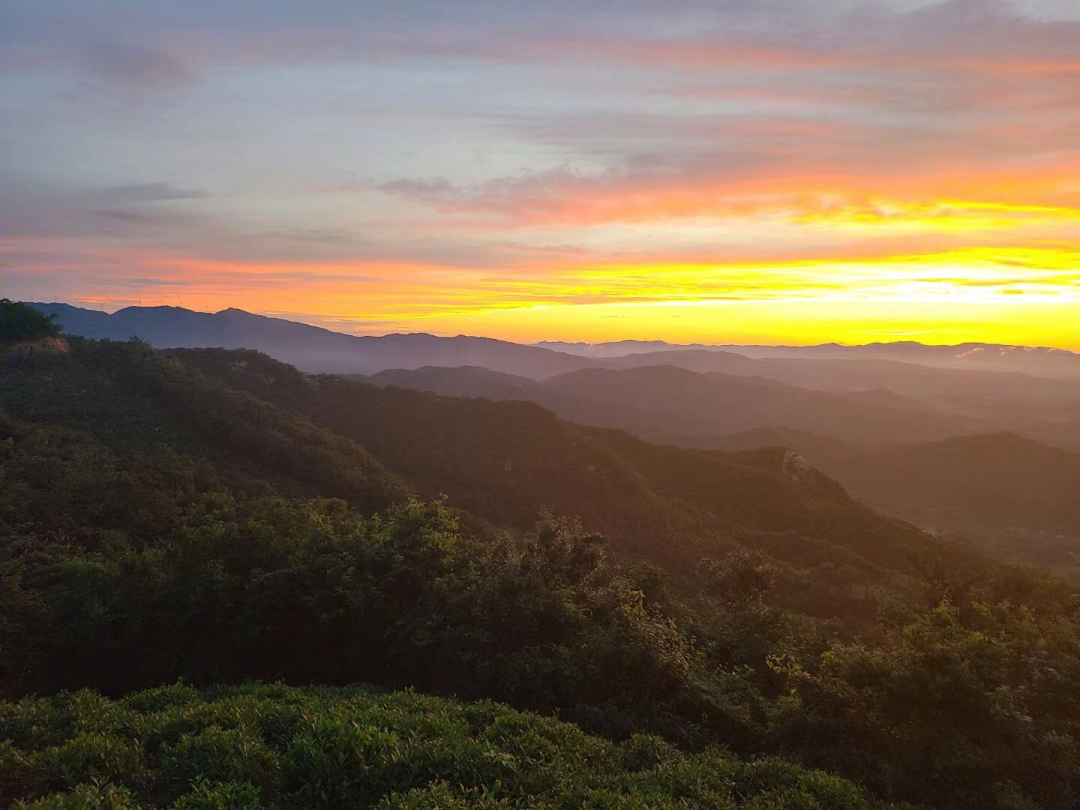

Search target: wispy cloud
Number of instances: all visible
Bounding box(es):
[98,181,208,202]
[1,0,1078,347]
[78,40,193,88]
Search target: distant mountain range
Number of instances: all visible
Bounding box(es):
[370,363,957,444]
[27,300,1080,451]
[28,303,592,378]
[368,360,1080,446]
[540,338,1080,377]
[15,300,1080,571]
[367,364,1080,543]
[604,349,1080,449]
[31,302,1080,379]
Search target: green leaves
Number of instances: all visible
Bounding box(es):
[771,592,1080,808]
[1,686,878,810]
[0,301,62,344]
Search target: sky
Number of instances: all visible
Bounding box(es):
[1,0,1078,347]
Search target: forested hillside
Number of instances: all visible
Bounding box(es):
[367,363,976,445]
[369,363,1080,545]
[180,347,953,601]
[2,333,1079,809]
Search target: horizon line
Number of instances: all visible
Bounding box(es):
[19,298,1080,355]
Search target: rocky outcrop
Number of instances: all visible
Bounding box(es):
[782,450,814,483]
[2,336,70,354]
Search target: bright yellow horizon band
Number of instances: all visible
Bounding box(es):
[122,245,1080,349]
[15,244,1079,351]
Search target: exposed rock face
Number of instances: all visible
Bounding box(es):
[782,450,814,484]
[1,337,70,354]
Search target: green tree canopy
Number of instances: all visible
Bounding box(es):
[0,300,61,343]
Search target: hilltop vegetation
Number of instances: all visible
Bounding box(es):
[0,300,62,344]
[2,338,1080,808]
[1,684,883,810]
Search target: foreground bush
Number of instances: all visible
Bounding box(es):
[0,683,882,810]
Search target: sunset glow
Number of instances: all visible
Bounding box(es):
[2,0,1079,347]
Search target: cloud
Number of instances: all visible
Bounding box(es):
[375,142,1080,231]
[79,40,192,88]
[98,181,208,202]
[375,178,460,198]
[5,0,1078,81]
[2,0,1079,347]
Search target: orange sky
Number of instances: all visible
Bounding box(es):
[2,0,1079,348]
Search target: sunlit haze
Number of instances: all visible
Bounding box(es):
[2,0,1078,346]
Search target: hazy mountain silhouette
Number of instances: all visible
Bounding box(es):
[545,339,1080,377]
[367,365,546,400]
[548,366,984,443]
[610,350,1080,400]
[365,364,676,438]
[604,350,1080,449]
[367,363,981,445]
[703,428,1080,538]
[33,302,1079,381]
[364,362,1080,541]
[26,302,1080,451]
[28,303,593,378]
[821,433,1080,535]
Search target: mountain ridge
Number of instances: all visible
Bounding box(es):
[373,362,986,445]
[0,336,952,594]
[27,302,593,378]
[29,302,1080,379]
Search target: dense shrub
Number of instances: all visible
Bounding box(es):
[1,685,881,810]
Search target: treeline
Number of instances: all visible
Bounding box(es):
[1,330,1079,808]
[0,298,61,343]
